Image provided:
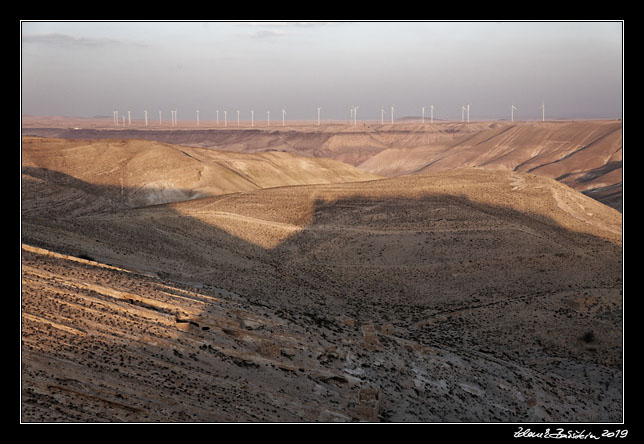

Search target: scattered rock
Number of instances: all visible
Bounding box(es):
[257,341,281,359]
[361,322,380,350]
[353,388,382,422]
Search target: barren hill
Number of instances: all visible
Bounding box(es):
[22,159,623,422]
[21,136,379,217]
[357,121,623,211]
[22,118,623,211]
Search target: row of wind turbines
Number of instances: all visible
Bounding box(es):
[113,109,292,127]
[350,102,544,124]
[112,102,546,127]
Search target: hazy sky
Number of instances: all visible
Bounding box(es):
[21,21,623,121]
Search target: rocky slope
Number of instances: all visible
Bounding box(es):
[21,157,623,422]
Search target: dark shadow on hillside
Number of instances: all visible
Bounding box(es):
[21,166,624,423]
[22,166,215,218]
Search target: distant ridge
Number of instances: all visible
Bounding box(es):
[22,118,622,211]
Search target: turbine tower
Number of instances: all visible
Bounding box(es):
[541,101,545,122]
[467,104,470,123]
[511,105,518,122]
[381,108,384,125]
[128,111,131,126]
[422,106,425,124]
[282,108,286,127]
[317,107,321,126]
[353,106,359,126]
[237,110,240,126]
[196,110,200,127]
[251,110,254,127]
[391,106,394,124]
[216,110,219,126]
[267,111,270,126]
[113,111,118,126]
[144,110,148,126]
[159,110,162,125]
[224,110,227,127]
[430,105,434,124]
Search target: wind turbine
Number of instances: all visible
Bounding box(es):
[430,105,434,124]
[128,111,131,126]
[196,110,200,127]
[159,110,162,125]
[224,110,227,127]
[282,108,286,127]
[467,104,470,123]
[391,106,394,124]
[317,107,321,126]
[511,105,518,122]
[237,110,240,126]
[541,101,545,122]
[381,108,384,125]
[251,110,254,127]
[267,111,270,126]
[113,111,118,126]
[353,106,359,126]
[144,110,148,126]
[216,110,219,126]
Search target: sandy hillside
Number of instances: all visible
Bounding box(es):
[21,136,379,217]
[22,142,623,423]
[22,118,623,211]
[357,121,623,211]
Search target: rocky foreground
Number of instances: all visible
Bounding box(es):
[21,163,623,422]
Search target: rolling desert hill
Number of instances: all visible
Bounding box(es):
[356,120,623,211]
[22,118,623,212]
[21,136,380,218]
[21,132,623,423]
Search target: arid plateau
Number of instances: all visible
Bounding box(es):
[21,118,623,423]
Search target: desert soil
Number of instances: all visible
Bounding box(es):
[20,132,623,423]
[21,117,623,212]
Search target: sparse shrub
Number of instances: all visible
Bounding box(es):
[77,253,95,262]
[582,331,595,343]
